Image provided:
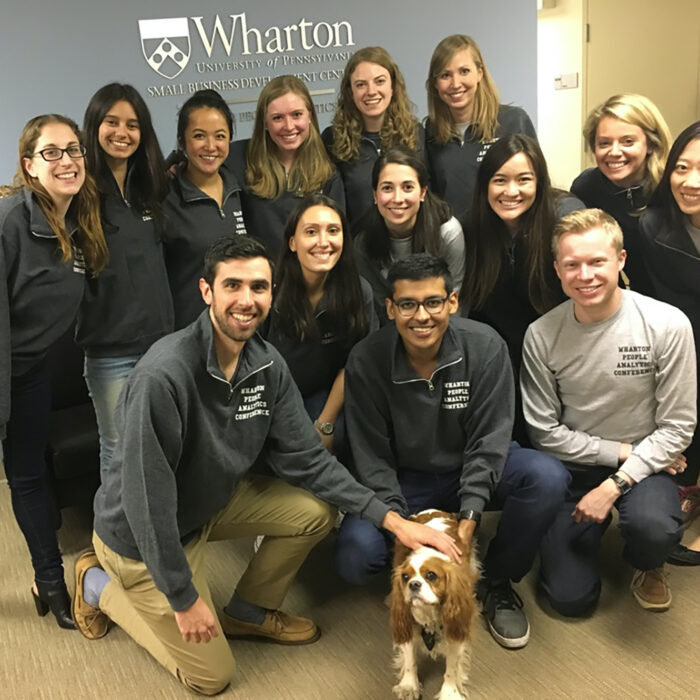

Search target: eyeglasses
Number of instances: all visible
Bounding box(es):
[391,295,449,317]
[31,145,87,162]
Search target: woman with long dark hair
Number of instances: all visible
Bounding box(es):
[460,134,582,442]
[425,34,536,217]
[572,94,671,294]
[639,122,700,551]
[227,76,344,257]
[164,89,247,329]
[265,194,376,454]
[353,145,465,323]
[79,83,173,482]
[0,114,107,627]
[323,46,423,226]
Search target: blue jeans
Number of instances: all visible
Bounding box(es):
[335,442,569,585]
[3,359,64,582]
[539,468,683,617]
[84,354,142,481]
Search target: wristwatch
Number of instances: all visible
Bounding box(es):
[314,420,334,436]
[461,509,482,527]
[608,472,632,496]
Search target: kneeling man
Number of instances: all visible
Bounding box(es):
[521,208,696,616]
[72,236,458,695]
[336,254,569,649]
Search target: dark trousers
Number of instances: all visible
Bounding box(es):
[539,468,683,617]
[335,442,569,585]
[2,359,64,583]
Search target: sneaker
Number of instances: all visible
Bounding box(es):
[72,550,110,640]
[630,567,672,611]
[219,609,321,645]
[479,579,530,649]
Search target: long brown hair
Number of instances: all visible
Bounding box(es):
[460,134,560,315]
[426,35,500,145]
[330,46,418,161]
[5,114,107,275]
[246,75,335,199]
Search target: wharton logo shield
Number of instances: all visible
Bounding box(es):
[139,17,190,79]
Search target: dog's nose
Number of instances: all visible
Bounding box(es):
[409,580,421,592]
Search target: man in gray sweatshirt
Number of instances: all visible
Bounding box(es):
[71,235,460,696]
[521,208,696,616]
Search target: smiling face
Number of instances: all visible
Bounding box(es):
[374,163,427,236]
[387,276,458,360]
[487,152,537,230]
[434,47,483,123]
[594,116,649,188]
[554,227,626,324]
[289,204,343,284]
[98,100,141,169]
[350,61,393,131]
[265,91,311,158]
[23,121,86,211]
[670,137,700,228]
[199,256,272,347]
[182,106,230,180]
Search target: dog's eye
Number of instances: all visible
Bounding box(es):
[401,573,409,582]
[425,571,438,582]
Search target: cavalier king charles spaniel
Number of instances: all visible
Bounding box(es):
[389,509,479,700]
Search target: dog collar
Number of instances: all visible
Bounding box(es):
[421,627,436,651]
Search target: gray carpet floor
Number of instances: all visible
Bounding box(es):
[1,482,698,700]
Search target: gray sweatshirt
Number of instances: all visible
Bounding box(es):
[521,291,697,482]
[94,311,388,611]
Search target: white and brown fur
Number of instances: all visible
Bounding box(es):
[389,509,480,700]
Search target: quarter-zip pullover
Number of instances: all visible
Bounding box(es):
[94,310,388,610]
[0,189,86,438]
[345,316,514,518]
[164,165,247,329]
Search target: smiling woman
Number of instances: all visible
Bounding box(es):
[0,113,106,630]
[225,75,344,257]
[263,194,377,457]
[164,89,248,330]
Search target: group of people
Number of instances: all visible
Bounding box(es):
[1,31,698,695]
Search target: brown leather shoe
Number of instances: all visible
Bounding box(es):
[219,609,321,645]
[73,550,110,639]
[630,567,672,611]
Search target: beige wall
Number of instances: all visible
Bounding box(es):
[537,0,586,189]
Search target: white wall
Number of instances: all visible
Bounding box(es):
[537,0,586,190]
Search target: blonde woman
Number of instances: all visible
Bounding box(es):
[227,75,344,256]
[572,93,672,294]
[0,114,106,628]
[425,34,536,217]
[323,46,423,226]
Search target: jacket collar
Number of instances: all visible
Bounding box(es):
[25,188,76,239]
[175,163,241,204]
[390,318,464,383]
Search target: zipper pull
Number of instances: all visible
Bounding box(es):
[427,380,434,391]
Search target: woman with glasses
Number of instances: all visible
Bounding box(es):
[425,34,537,217]
[264,194,377,457]
[78,83,173,483]
[353,145,465,323]
[322,46,423,227]
[572,94,671,294]
[226,75,345,258]
[0,114,107,628]
[164,89,247,329]
[459,134,582,443]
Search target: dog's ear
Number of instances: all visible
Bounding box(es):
[389,567,414,644]
[442,565,477,642]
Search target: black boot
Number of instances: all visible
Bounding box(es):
[33,580,76,630]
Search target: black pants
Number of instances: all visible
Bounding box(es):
[3,358,64,583]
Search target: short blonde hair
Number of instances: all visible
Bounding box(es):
[552,208,623,258]
[583,93,672,195]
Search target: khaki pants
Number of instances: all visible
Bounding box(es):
[93,475,336,695]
